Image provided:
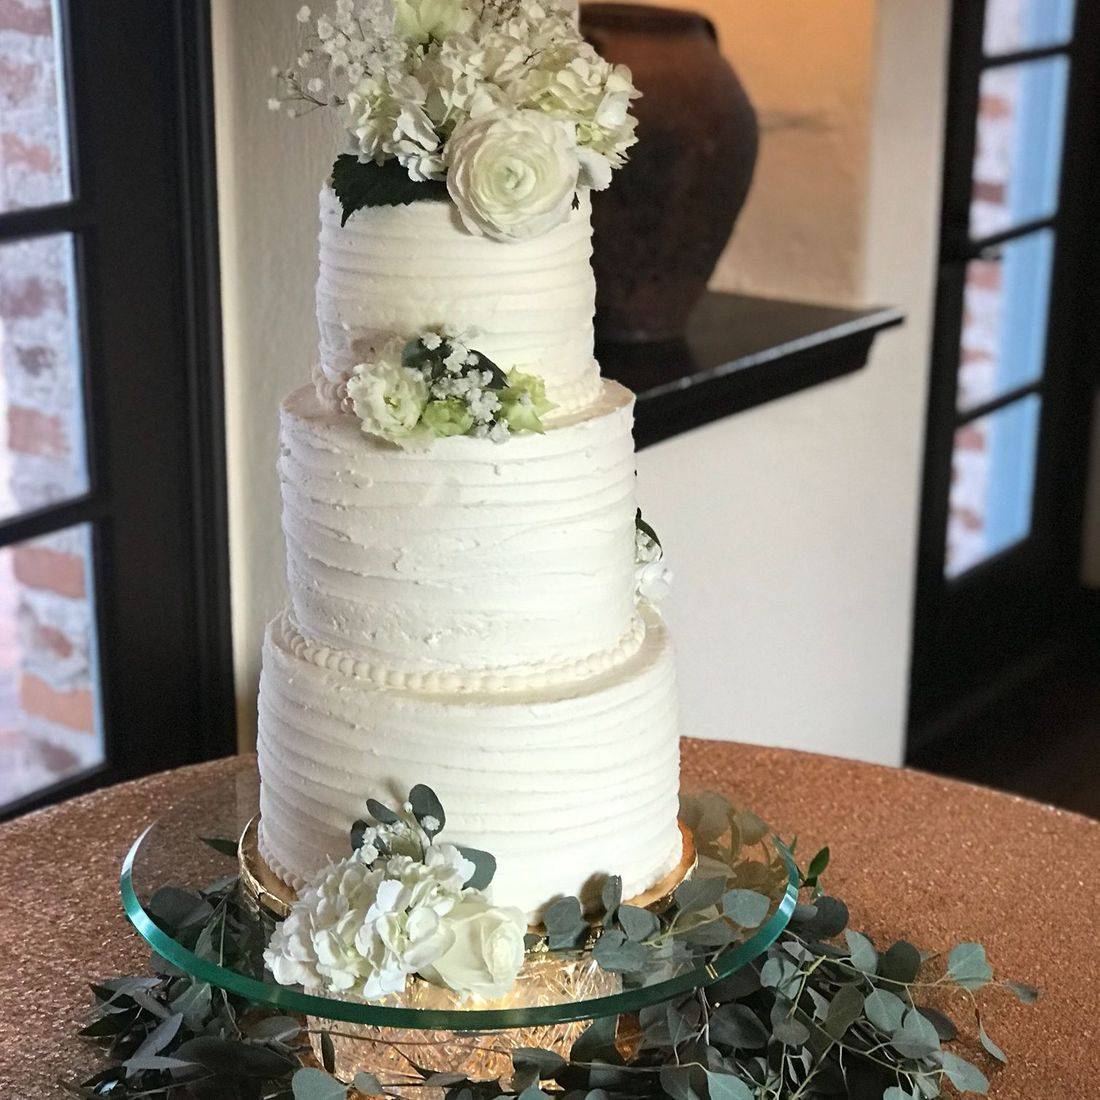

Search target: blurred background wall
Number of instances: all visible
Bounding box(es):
[211,0,950,763]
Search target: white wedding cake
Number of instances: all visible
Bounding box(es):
[257,0,682,922]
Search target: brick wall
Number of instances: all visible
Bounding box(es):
[0,0,100,802]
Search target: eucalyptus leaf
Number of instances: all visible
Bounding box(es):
[705,1070,754,1100]
[978,1020,1007,1064]
[617,904,659,942]
[709,1003,769,1050]
[864,987,907,1033]
[320,1030,336,1074]
[722,889,770,928]
[918,1005,958,1042]
[823,983,865,1040]
[353,1071,385,1094]
[805,846,830,885]
[456,845,496,890]
[1004,979,1040,1003]
[936,1051,989,1094]
[592,929,649,972]
[600,875,622,927]
[800,895,849,938]
[409,784,446,835]
[291,1066,347,1099]
[331,154,448,226]
[199,836,239,859]
[570,1015,621,1066]
[890,1009,941,1059]
[543,896,587,950]
[675,876,726,914]
[879,940,922,985]
[947,943,993,991]
[365,797,399,824]
[844,929,878,974]
[512,1047,567,1079]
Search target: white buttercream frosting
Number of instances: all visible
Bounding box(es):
[315,187,602,414]
[278,380,641,681]
[257,604,682,920]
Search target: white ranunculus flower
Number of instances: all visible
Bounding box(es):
[346,352,431,449]
[419,895,527,1000]
[444,108,580,241]
[394,0,474,44]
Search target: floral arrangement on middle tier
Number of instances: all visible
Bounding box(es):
[343,326,554,448]
[272,0,640,240]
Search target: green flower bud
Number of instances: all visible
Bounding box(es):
[422,398,474,438]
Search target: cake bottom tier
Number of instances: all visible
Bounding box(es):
[256,606,682,921]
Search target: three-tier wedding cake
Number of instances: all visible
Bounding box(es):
[256,0,682,923]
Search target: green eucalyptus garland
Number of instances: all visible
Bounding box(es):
[67,799,1036,1100]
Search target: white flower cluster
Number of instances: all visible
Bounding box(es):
[275,0,639,239]
[264,799,527,1001]
[635,517,672,605]
[344,328,553,449]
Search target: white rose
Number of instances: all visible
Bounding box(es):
[394,0,475,44]
[444,109,580,241]
[346,355,431,449]
[419,895,527,999]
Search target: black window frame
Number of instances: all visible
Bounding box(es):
[909,0,1100,738]
[0,0,235,819]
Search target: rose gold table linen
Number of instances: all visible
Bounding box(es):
[0,743,1097,1098]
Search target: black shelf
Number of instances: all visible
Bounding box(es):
[597,292,904,450]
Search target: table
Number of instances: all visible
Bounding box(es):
[1,743,1097,1098]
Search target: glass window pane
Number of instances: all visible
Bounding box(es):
[984,0,1076,56]
[0,522,102,808]
[0,232,89,519]
[957,230,1054,412]
[0,0,72,211]
[946,395,1041,578]
[970,57,1069,239]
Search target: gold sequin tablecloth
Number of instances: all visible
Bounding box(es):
[1,743,1098,1098]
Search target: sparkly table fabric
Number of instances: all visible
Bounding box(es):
[1,743,1097,1098]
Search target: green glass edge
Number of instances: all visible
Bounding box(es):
[120,828,799,1031]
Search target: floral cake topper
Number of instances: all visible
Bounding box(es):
[271,0,640,240]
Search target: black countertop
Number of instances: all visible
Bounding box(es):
[597,292,904,449]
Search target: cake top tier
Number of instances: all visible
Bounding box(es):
[315,187,602,416]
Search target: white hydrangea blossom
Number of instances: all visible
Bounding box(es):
[635,524,672,605]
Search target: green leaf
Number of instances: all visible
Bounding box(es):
[600,875,622,927]
[805,846,830,884]
[635,508,662,549]
[864,988,907,1033]
[883,1089,916,1100]
[593,929,649,972]
[176,1036,296,1078]
[570,1016,622,1066]
[350,820,371,852]
[878,940,922,985]
[936,1051,989,1094]
[705,1071,754,1100]
[617,904,659,942]
[365,797,399,824]
[844,929,878,973]
[918,1005,958,1041]
[320,1030,336,1074]
[760,957,800,996]
[947,943,993,991]
[292,1067,347,1100]
[512,1047,567,1079]
[409,784,446,836]
[890,1008,940,1059]
[146,886,213,934]
[769,1001,809,1047]
[353,1071,384,1094]
[244,1015,302,1043]
[543,896,587,950]
[1003,979,1039,1003]
[331,154,448,226]
[801,895,848,938]
[708,1003,768,1050]
[823,983,865,1040]
[455,845,496,890]
[978,1020,1007,1064]
[722,889,770,928]
[675,876,726,914]
[659,1064,706,1100]
[200,836,239,859]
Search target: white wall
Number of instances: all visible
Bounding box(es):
[212,1,949,761]
[637,0,949,763]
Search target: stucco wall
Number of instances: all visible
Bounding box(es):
[212,1,949,761]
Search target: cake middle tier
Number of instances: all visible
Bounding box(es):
[279,380,643,688]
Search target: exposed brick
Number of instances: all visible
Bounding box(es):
[14,344,54,375]
[29,619,74,661]
[20,672,93,731]
[1,129,55,173]
[37,735,81,773]
[0,270,66,319]
[7,404,68,458]
[0,0,52,37]
[0,54,36,105]
[12,544,85,598]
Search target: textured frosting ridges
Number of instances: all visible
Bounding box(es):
[257,604,682,920]
[279,381,640,680]
[315,187,602,414]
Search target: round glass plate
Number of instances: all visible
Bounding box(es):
[120,771,797,1030]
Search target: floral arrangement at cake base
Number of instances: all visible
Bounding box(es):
[69,790,1037,1099]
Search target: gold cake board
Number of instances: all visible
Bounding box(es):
[238,815,697,927]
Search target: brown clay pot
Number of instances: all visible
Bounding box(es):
[581,4,759,343]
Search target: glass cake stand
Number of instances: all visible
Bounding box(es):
[120,771,797,1085]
